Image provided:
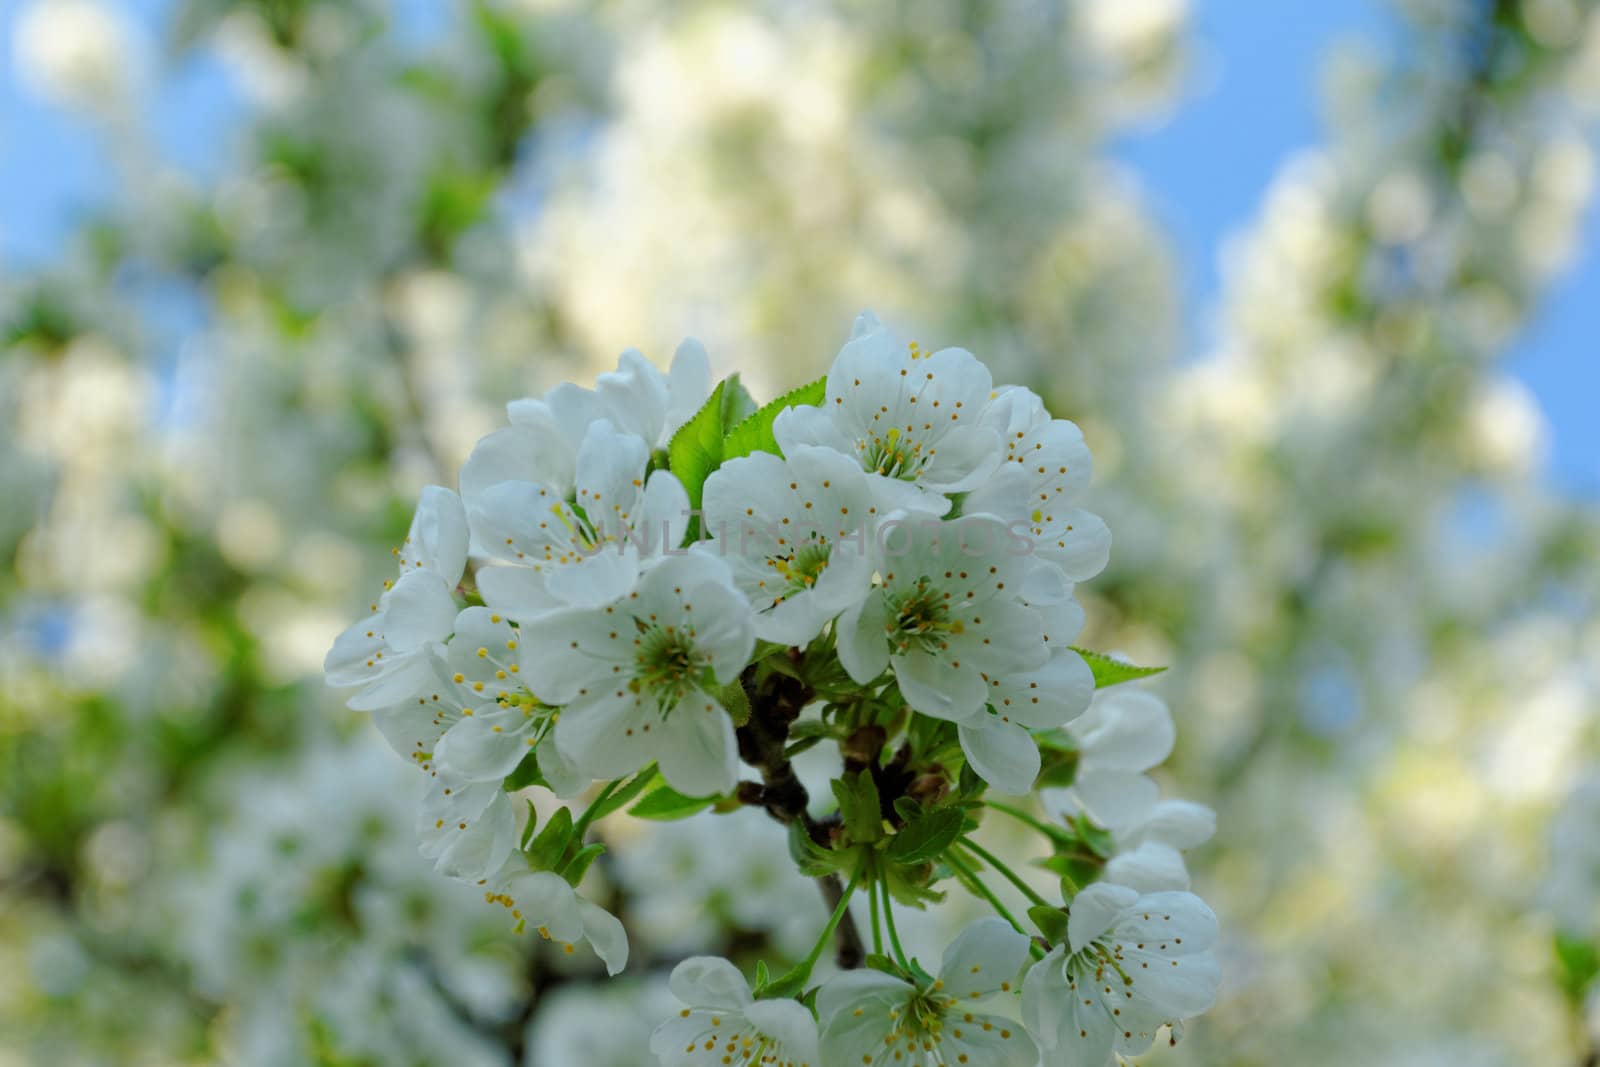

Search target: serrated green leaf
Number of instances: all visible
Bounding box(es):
[667,379,729,518]
[886,807,963,864]
[526,806,573,872]
[722,376,827,461]
[1071,647,1167,689]
[832,772,883,844]
[629,784,719,822]
[1028,904,1070,944]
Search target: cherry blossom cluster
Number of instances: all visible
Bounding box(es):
[326,312,1220,1064]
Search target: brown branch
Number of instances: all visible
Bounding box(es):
[734,650,865,970]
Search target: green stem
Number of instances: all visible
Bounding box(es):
[869,870,885,957]
[798,868,864,978]
[880,878,911,970]
[984,800,1067,842]
[958,838,1050,908]
[947,852,1046,960]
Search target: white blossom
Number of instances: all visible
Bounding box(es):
[519,554,756,796]
[774,312,1002,514]
[1042,687,1176,831]
[468,419,690,615]
[1105,799,1217,893]
[650,956,820,1067]
[1022,883,1219,1064]
[964,384,1112,590]
[961,646,1095,795]
[835,512,1050,722]
[324,487,469,709]
[698,444,879,646]
[482,854,629,975]
[817,918,1038,1067]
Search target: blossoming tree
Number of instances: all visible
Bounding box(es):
[326,312,1223,1064]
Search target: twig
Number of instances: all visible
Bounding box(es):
[734,650,866,970]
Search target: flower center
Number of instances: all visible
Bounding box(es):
[885,578,963,655]
[861,424,927,481]
[632,623,707,709]
[766,541,833,601]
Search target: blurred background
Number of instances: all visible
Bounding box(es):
[2,0,1598,1064]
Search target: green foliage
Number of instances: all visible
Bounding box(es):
[629,784,720,822]
[1035,737,1080,788]
[721,376,827,460]
[525,806,574,871]
[885,807,965,864]
[1072,647,1167,688]
[1555,933,1600,1004]
[788,822,847,878]
[505,749,549,792]
[667,379,732,517]
[720,375,760,427]
[1028,904,1071,944]
[562,843,607,886]
[832,772,884,845]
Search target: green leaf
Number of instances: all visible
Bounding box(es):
[561,842,606,886]
[722,376,827,461]
[752,960,771,993]
[787,821,844,878]
[667,379,730,517]
[519,800,540,850]
[863,953,903,977]
[1555,933,1600,1002]
[1074,813,1116,859]
[629,784,719,822]
[885,807,964,864]
[577,766,661,832]
[1071,647,1167,689]
[1035,737,1080,789]
[526,806,573,872]
[892,796,923,824]
[832,772,883,845]
[505,749,549,792]
[720,373,759,428]
[1028,904,1070,944]
[758,964,811,1001]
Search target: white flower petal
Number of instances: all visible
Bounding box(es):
[381,571,458,652]
[835,594,889,684]
[401,486,469,582]
[938,916,1033,1000]
[668,956,754,1010]
[1067,883,1139,953]
[577,896,630,975]
[959,718,1041,795]
[435,704,537,782]
[655,689,738,797]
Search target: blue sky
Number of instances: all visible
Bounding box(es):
[2,0,1593,493]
